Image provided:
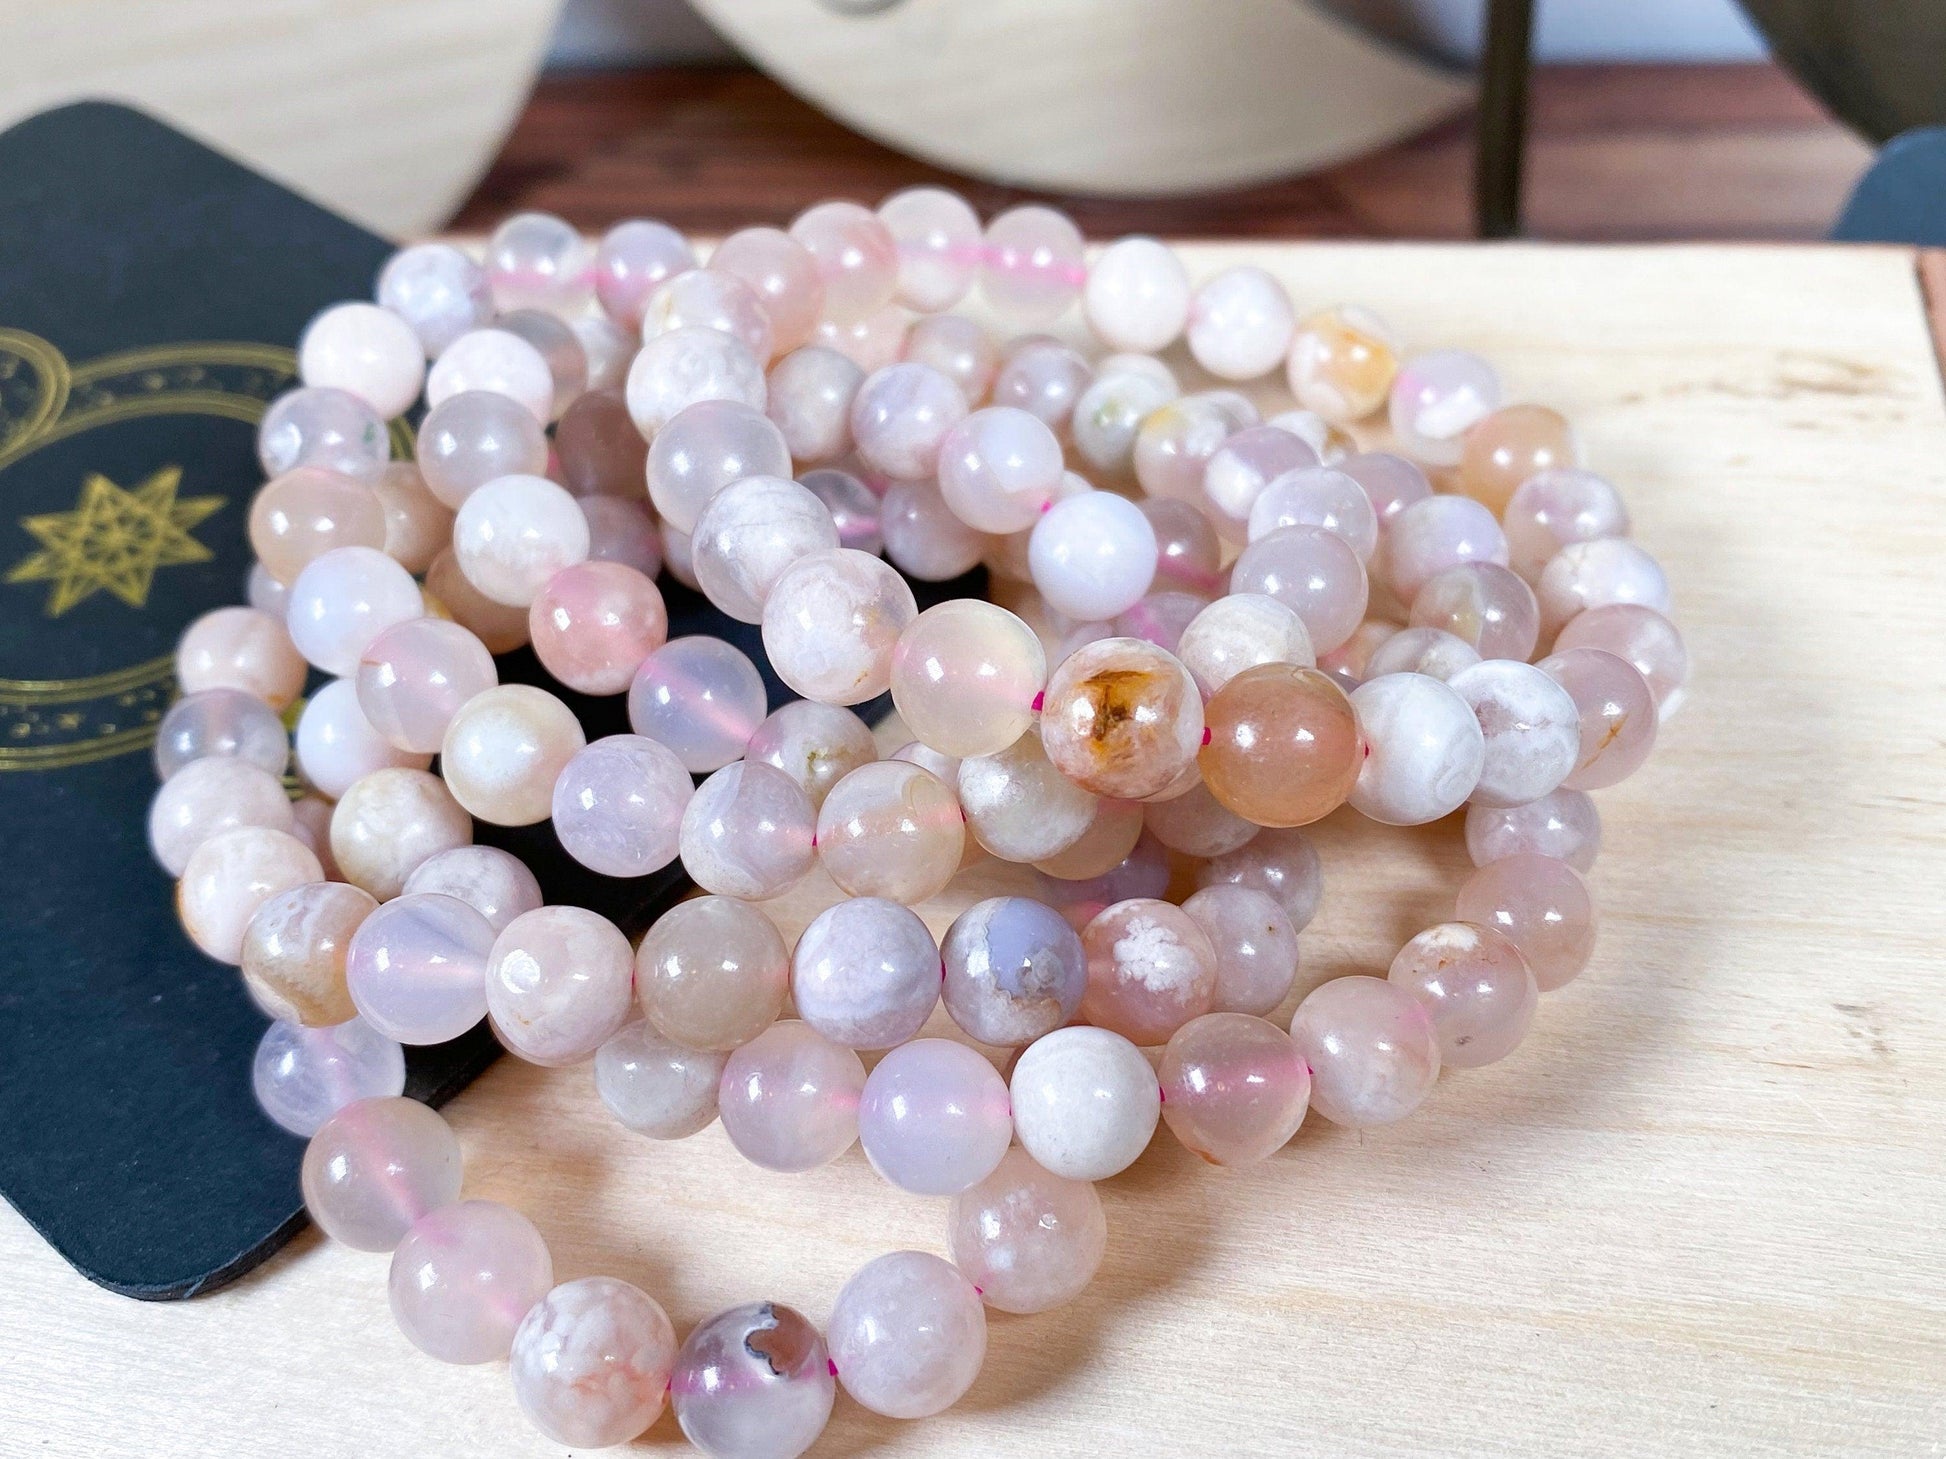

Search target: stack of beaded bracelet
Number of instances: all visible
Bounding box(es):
[149,195,1686,1456]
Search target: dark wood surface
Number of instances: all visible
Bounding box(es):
[455,62,1873,241]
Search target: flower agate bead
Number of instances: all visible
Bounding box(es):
[416,390,549,510]
[1188,266,1295,380]
[554,389,647,498]
[1338,451,1433,529]
[429,328,555,425]
[680,760,817,899]
[765,345,862,462]
[902,313,999,404]
[1555,603,1687,719]
[1388,349,1502,467]
[250,467,387,585]
[596,218,696,330]
[745,700,876,810]
[329,767,472,900]
[936,405,1063,533]
[425,549,531,653]
[253,1017,405,1135]
[1249,467,1382,570]
[577,304,643,393]
[692,475,840,624]
[790,199,899,322]
[829,1251,987,1419]
[178,828,323,964]
[551,734,693,878]
[451,474,589,608]
[642,269,773,362]
[597,1019,728,1139]
[1084,236,1191,352]
[1539,646,1659,790]
[762,548,917,705]
[813,307,910,373]
[1410,561,1539,661]
[949,1147,1106,1313]
[718,1022,866,1172]
[367,462,453,573]
[1160,1013,1311,1165]
[1026,491,1158,622]
[247,561,290,620]
[1284,305,1400,422]
[1134,391,1255,503]
[1196,826,1324,931]
[1175,594,1312,697]
[992,337,1092,429]
[1388,922,1538,1068]
[627,636,768,772]
[877,185,980,311]
[346,892,495,1044]
[578,494,662,574]
[1080,898,1218,1046]
[404,845,543,933]
[1140,497,1223,595]
[1347,672,1485,825]
[1384,493,1510,605]
[941,896,1088,1046]
[1111,589,1202,656]
[1458,404,1579,514]
[638,897,789,1052]
[1071,367,1177,477]
[1181,884,1300,1017]
[1290,975,1441,1127]
[1201,424,1316,541]
[1537,538,1673,637]
[814,758,961,899]
[955,731,1096,863]
[711,226,824,352]
[1230,524,1369,656]
[495,310,588,421]
[1041,830,1172,920]
[302,1096,462,1250]
[859,1041,1012,1197]
[529,560,668,695]
[791,896,940,1048]
[672,1301,835,1459]
[511,1277,677,1448]
[1363,625,1481,682]
[378,242,492,357]
[486,905,636,1066]
[1143,781,1256,858]
[849,361,968,480]
[981,204,1084,322]
[176,605,306,711]
[149,756,295,877]
[1010,1025,1159,1180]
[257,387,388,480]
[390,1200,554,1364]
[1039,636,1203,800]
[442,684,586,825]
[626,327,767,440]
[881,480,990,581]
[1456,853,1597,991]
[1465,787,1601,872]
[891,600,1045,759]
[286,545,423,676]
[487,210,593,314]
[1448,659,1580,808]
[800,467,882,554]
[296,678,426,798]
[299,302,424,420]
[1503,468,1631,581]
[1201,663,1362,827]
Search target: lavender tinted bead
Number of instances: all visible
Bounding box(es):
[253,1017,406,1136]
[416,389,550,510]
[296,678,426,798]
[1289,975,1441,1127]
[286,545,423,676]
[1539,646,1660,790]
[1230,524,1369,656]
[1202,424,1316,541]
[1159,1012,1311,1165]
[627,636,768,772]
[937,405,1064,533]
[1465,787,1601,872]
[941,896,1087,1047]
[428,328,554,426]
[1181,884,1301,1018]
[828,1250,987,1419]
[487,905,636,1067]
[1455,853,1598,991]
[1141,496,1224,596]
[880,479,990,582]
[596,1019,728,1139]
[1411,562,1540,660]
[1385,493,1510,605]
[849,361,969,481]
[718,1022,866,1172]
[1026,490,1159,622]
[981,204,1084,322]
[1338,451,1432,528]
[404,845,544,932]
[1554,603,1689,720]
[679,760,817,899]
[510,1277,677,1447]
[948,1147,1106,1313]
[1143,781,1257,859]
[575,313,636,393]
[256,385,388,480]
[791,897,939,1049]
[1388,922,1538,1068]
[345,892,495,1045]
[1134,392,1254,505]
[301,1095,462,1251]
[1447,659,1581,807]
[1249,465,1381,562]
[390,1200,554,1363]
[377,242,492,357]
[859,1040,1012,1197]
[691,475,840,624]
[154,687,288,780]
[487,210,594,314]
[992,337,1092,430]
[1196,826,1324,931]
[1388,350,1502,466]
[1364,625,1481,682]
[596,218,697,331]
[552,734,693,878]
[798,467,882,554]
[672,1301,835,1459]
[765,345,863,463]
[1504,468,1631,581]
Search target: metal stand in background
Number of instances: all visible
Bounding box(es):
[1475,0,1536,238]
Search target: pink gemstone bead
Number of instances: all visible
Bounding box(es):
[529,560,668,695]
[903,312,999,402]
[1388,349,1502,466]
[1537,537,1673,639]
[859,1039,1012,1197]
[486,210,594,314]
[828,1251,987,1419]
[765,345,862,462]
[1039,635,1204,800]
[637,897,789,1052]
[301,1095,462,1250]
[692,475,840,624]
[328,766,472,901]
[646,398,792,533]
[1176,593,1314,696]
[1230,524,1369,656]
[428,549,532,654]
[890,599,1045,759]
[1410,561,1540,660]
[1159,1012,1310,1165]
[936,405,1063,533]
[253,1016,404,1136]
[451,474,590,609]
[553,388,647,499]
[1181,884,1301,1017]
[881,479,990,582]
[428,327,555,426]
[642,268,773,363]
[367,461,453,574]
[249,467,387,586]
[1447,659,1580,808]
[511,1277,677,1448]
[791,896,940,1049]
[149,756,295,877]
[1348,671,1485,825]
[596,1019,727,1139]
[745,700,876,809]
[800,467,882,555]
[1196,825,1323,929]
[949,1146,1106,1313]
[1134,392,1258,504]
[980,205,1084,322]
[178,828,323,964]
[345,892,496,1044]
[790,200,899,323]
[1539,646,1659,789]
[390,1199,554,1364]
[416,389,550,510]
[957,731,1097,864]
[551,733,693,878]
[1455,853,1598,992]
[940,895,1087,1046]
[1141,497,1225,595]
[849,360,968,481]
[576,305,641,393]
[286,545,424,677]
[709,226,825,352]
[762,548,918,705]
[1385,493,1510,605]
[257,386,387,480]
[298,678,427,798]
[1555,602,1688,719]
[1289,975,1441,1127]
[1338,450,1433,527]
[879,185,982,312]
[627,635,767,772]
[1079,897,1218,1046]
[1465,787,1601,872]
[595,218,696,331]
[1503,467,1631,581]
[1388,922,1538,1068]
[581,496,662,578]
[378,242,493,358]
[486,905,635,1066]
[717,1020,866,1172]
[357,616,497,754]
[672,1302,834,1459]
[1008,1025,1159,1180]
[298,301,425,419]
[812,306,911,374]
[403,845,543,933]
[1201,424,1316,542]
[992,337,1092,430]
[678,760,817,900]
[176,605,306,712]
[441,684,586,826]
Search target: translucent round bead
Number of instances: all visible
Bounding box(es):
[1144,781,1257,858]
[641,269,773,364]
[254,1017,404,1136]
[791,896,939,1049]
[1196,826,1323,930]
[1071,367,1177,476]
[451,474,589,609]
[486,905,635,1066]
[257,386,388,480]
[390,1199,553,1364]
[710,226,824,353]
[957,731,1097,864]
[692,475,840,624]
[596,1019,727,1139]
[1339,450,1433,528]
[1388,922,1537,1069]
[902,312,999,402]
[889,599,1044,759]
[286,545,423,677]
[848,361,968,481]
[289,797,340,880]
[1347,671,1485,825]
[672,1302,834,1459]
[1248,465,1380,564]
[1290,975,1441,1127]
[1029,792,1146,879]
[247,560,290,620]
[948,1147,1104,1313]
[416,389,549,510]
[859,1040,1011,1198]
[511,1277,676,1448]
[178,827,322,964]
[992,337,1092,430]
[638,896,789,1053]
[789,199,899,322]
[296,678,425,798]
[176,605,306,711]
[580,496,662,578]
[149,756,294,878]
[528,560,667,695]
[812,306,910,374]
[595,218,696,331]
[1026,491,1159,622]
[1040,829,1171,918]
[1009,1025,1159,1180]
[329,766,471,901]
[745,700,875,810]
[936,405,1063,533]
[626,326,767,440]
[366,462,453,574]
[425,549,531,654]
[627,636,766,772]
[485,210,594,314]
[378,242,492,357]
[980,204,1084,322]
[1181,884,1300,1017]
[1452,397,1581,513]
[1083,235,1191,352]
[249,467,387,585]
[551,733,693,878]
[298,301,424,420]
[764,345,861,463]
[645,398,790,532]
[800,467,882,555]
[880,185,981,312]
[403,845,543,933]
[828,1250,987,1419]
[1385,493,1511,605]
[717,1021,866,1172]
[1159,1012,1310,1165]
[1079,897,1217,1047]
[1388,349,1503,467]
[302,1096,461,1250]
[1365,625,1481,682]
[1230,524,1369,656]
[1141,496,1224,594]
[1538,646,1659,790]
[679,760,816,900]
[1465,787,1600,872]
[554,388,646,499]
[1448,658,1580,808]
[940,896,1086,1046]
[1199,425,1315,542]
[762,548,917,705]
[1455,853,1596,991]
[1410,562,1539,661]
[1503,468,1631,581]
[881,480,990,581]
[1536,537,1672,637]
[441,684,586,825]
[494,308,589,419]
[345,892,494,1044]
[1555,603,1687,719]
[577,303,643,394]
[1285,304,1400,421]
[1175,593,1312,697]
[1184,265,1293,380]
[1201,663,1362,827]
[428,327,554,425]
[1038,636,1203,800]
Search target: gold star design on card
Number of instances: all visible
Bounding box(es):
[5,467,223,616]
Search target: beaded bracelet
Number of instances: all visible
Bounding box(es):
[149,194,1687,1456]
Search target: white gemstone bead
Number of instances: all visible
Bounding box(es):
[1447,659,1582,808]
[1027,490,1159,621]
[299,302,426,420]
[1347,672,1485,825]
[285,546,424,677]
[427,327,555,425]
[1084,236,1192,353]
[1186,266,1295,380]
[452,474,591,608]
[1009,1025,1159,1181]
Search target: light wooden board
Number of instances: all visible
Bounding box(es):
[4,241,1945,1457]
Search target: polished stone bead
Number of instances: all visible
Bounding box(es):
[1159,1012,1310,1165]
[378,242,493,357]
[626,328,768,442]
[250,467,387,586]
[1187,265,1295,380]
[1084,235,1191,352]
[529,560,668,695]
[428,327,555,426]
[486,210,594,315]
[859,1040,1012,1197]
[329,767,472,901]
[1448,659,1581,808]
[1181,884,1300,1017]
[744,700,876,810]
[402,845,543,933]
[296,678,427,798]
[1388,922,1538,1068]
[178,827,323,964]
[1289,975,1441,1127]
[1455,853,1597,991]
[345,892,495,1044]
[1348,672,1486,825]
[1503,468,1631,582]
[1364,624,1482,682]
[552,733,693,879]
[595,218,696,331]
[1554,602,1689,720]
[642,268,774,362]
[712,225,824,351]
[791,896,939,1049]
[816,759,963,903]
[940,896,1087,1047]
[958,731,1097,864]
[253,1016,404,1136]
[717,1021,866,1172]
[149,755,295,878]
[1230,523,1369,656]
[416,389,550,510]
[980,204,1084,322]
[511,1277,677,1447]
[257,387,388,481]
[1038,636,1203,800]
[692,475,840,624]
[947,1145,1106,1313]
[1202,663,1362,827]
[554,387,648,498]
[595,1018,728,1140]
[671,1301,834,1459]
[299,301,425,420]
[1388,349,1501,466]
[1285,305,1400,421]
[486,905,636,1066]
[1538,646,1660,790]
[638,896,789,1052]
[1195,826,1324,931]
[881,479,992,581]
[389,1199,554,1363]
[762,548,918,705]
[451,474,590,609]
[1080,898,1218,1047]
[627,635,768,773]
[175,605,307,712]
[828,1251,987,1419]
[1009,1025,1159,1180]
[1464,787,1601,872]
[302,1095,461,1251]
[679,760,817,900]
[441,684,586,826]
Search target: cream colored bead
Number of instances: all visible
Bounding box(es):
[178,827,324,964]
[441,685,586,827]
[330,768,474,901]
[175,606,308,712]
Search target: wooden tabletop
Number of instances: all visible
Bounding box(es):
[4,240,1944,1457]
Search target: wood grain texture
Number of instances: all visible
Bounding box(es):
[5,241,1946,1457]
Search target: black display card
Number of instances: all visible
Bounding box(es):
[0,101,980,1300]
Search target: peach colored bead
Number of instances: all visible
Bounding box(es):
[486,905,636,1066]
[1458,403,1579,514]
[178,827,324,964]
[1285,305,1401,422]
[357,616,498,755]
[552,734,692,878]
[1289,975,1441,1127]
[1540,646,1659,790]
[424,549,531,654]
[1142,780,1257,859]
[1033,796,1145,881]
[1038,636,1204,800]
[554,388,647,498]
[1388,922,1538,1068]
[638,896,789,1052]
[902,312,999,402]
[176,605,306,712]
[881,479,991,582]
[791,200,899,322]
[642,268,773,362]
[762,547,917,705]
[1384,493,1511,605]
[240,881,374,1026]
[1160,1012,1310,1165]
[679,760,817,900]
[765,345,862,462]
[416,389,550,510]
[290,792,339,878]
[148,755,296,877]
[881,186,982,312]
[1536,537,1673,638]
[1465,787,1601,872]
[366,462,453,574]
[957,731,1098,864]
[745,700,876,810]
[1080,897,1218,1046]
[529,560,668,695]
[816,759,964,903]
[1200,663,1362,828]
[249,467,386,585]
[329,767,471,901]
[717,1020,867,1172]
[1410,561,1540,660]
[595,218,696,330]
[1455,853,1598,992]
[891,599,1045,759]
[441,684,586,826]
[511,1277,677,1448]
[302,1096,462,1251]
[389,1200,554,1364]
[709,226,824,352]
[1555,602,1688,719]
[980,205,1085,322]
[403,845,543,933]
[1503,468,1631,581]
[948,1147,1106,1314]
[1230,524,1369,656]
[813,305,911,374]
